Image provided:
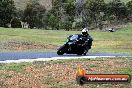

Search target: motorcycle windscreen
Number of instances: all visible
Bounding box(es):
[69,35,79,41]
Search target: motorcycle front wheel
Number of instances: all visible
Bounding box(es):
[57,45,66,55]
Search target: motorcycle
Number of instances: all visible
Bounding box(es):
[57,34,90,55]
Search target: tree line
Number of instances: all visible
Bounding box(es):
[0,0,132,30]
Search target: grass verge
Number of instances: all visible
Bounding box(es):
[0,62,32,73]
[0,28,80,52]
[0,23,132,53]
[0,57,131,88]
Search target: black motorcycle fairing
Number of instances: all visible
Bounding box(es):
[66,43,84,54]
[66,34,86,54]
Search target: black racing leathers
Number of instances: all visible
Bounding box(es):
[81,34,93,50]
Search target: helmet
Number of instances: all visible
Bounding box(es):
[82,28,88,36]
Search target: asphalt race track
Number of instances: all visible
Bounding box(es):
[0,52,132,61]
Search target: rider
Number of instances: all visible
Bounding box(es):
[81,28,93,52]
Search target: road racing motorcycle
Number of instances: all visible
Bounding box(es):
[57,34,91,55]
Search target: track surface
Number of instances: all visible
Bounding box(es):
[0,52,132,61]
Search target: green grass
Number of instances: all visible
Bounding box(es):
[0,28,79,45]
[42,76,55,84]
[119,68,132,78]
[0,23,132,53]
[0,62,32,73]
[90,24,132,53]
[53,83,64,88]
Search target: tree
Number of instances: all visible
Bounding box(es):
[23,0,46,28]
[0,0,16,27]
[63,0,75,16]
[127,0,132,11]
[85,0,106,14]
[49,0,75,30]
[61,15,73,31]
[10,17,22,28]
[107,0,128,20]
[84,0,106,29]
[126,0,132,21]
[16,9,24,20]
[47,13,59,30]
[51,0,61,17]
